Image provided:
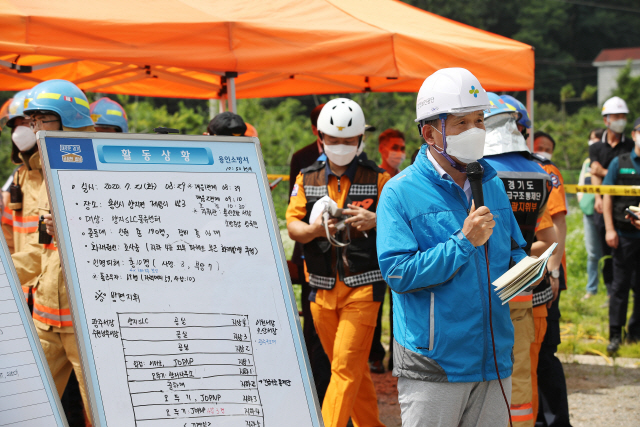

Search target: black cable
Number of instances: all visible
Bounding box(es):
[484,242,513,427]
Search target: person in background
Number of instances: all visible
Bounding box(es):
[286,103,332,404]
[602,117,640,354]
[578,129,604,299]
[22,79,96,427]
[484,93,557,427]
[1,89,42,313]
[532,131,572,427]
[378,129,406,177]
[287,98,388,427]
[0,98,13,212]
[290,104,325,194]
[367,128,407,374]
[245,122,258,137]
[89,97,128,133]
[207,111,247,136]
[589,97,633,297]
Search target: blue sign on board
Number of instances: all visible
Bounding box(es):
[97,146,212,165]
[46,138,97,170]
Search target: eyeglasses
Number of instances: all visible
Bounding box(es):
[30,118,60,130]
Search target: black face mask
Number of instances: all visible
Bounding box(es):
[521,130,529,141]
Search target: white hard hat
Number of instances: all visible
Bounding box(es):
[601,96,629,116]
[317,98,366,138]
[415,68,492,123]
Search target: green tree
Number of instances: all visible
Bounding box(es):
[612,61,640,127]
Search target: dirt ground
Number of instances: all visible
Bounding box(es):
[371,362,640,427]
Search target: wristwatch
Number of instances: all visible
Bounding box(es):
[549,269,560,279]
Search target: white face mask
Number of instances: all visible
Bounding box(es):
[535,151,553,161]
[432,126,486,164]
[323,143,358,166]
[386,151,406,169]
[588,139,598,145]
[12,126,37,152]
[634,134,640,148]
[608,118,627,134]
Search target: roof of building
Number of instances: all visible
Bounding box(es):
[594,47,640,64]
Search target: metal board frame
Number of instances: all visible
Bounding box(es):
[37,130,323,427]
[0,226,68,426]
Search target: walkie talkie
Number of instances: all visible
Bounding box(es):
[38,215,52,245]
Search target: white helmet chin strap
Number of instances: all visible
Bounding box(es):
[428,113,467,173]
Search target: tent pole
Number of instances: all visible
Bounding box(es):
[226,71,238,113]
[527,89,534,151]
[208,99,217,120]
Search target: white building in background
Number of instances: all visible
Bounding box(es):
[593,47,640,106]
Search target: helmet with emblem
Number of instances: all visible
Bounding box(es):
[90,97,128,132]
[24,79,94,129]
[317,98,366,138]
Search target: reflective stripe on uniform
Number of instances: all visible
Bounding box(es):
[2,208,13,226]
[33,302,72,328]
[22,285,30,299]
[43,242,57,251]
[11,213,39,233]
[511,402,534,422]
[510,293,533,302]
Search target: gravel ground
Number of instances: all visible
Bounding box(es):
[371,361,640,427]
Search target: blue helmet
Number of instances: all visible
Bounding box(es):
[484,92,518,120]
[500,95,531,129]
[6,89,33,128]
[24,79,93,129]
[90,98,128,132]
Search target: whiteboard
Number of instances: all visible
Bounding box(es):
[0,228,68,426]
[38,132,322,427]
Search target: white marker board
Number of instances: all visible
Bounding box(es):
[0,231,68,426]
[38,132,322,427]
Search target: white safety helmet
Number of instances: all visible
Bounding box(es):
[415,68,492,123]
[317,98,366,138]
[601,96,629,116]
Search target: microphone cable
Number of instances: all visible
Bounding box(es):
[484,241,513,427]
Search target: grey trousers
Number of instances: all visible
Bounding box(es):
[398,376,512,427]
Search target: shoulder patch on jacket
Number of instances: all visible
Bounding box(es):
[291,183,299,197]
[549,172,560,188]
[531,152,552,166]
[300,160,326,174]
[357,157,386,174]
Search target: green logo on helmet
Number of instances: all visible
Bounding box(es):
[469,86,479,98]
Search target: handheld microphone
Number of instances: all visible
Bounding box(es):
[466,160,513,426]
[466,161,484,208]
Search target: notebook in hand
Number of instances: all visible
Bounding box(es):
[493,242,558,305]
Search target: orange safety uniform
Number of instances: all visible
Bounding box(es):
[509,206,553,427]
[287,158,389,427]
[538,163,567,274]
[3,151,44,302]
[530,163,567,421]
[30,181,91,422]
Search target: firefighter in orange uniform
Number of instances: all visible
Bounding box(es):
[287,98,388,427]
[21,79,97,425]
[1,89,43,307]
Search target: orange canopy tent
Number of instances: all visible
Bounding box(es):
[0,0,534,104]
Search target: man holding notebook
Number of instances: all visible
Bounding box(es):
[376,68,531,427]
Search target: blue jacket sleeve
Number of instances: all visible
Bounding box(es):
[376,186,476,293]
[509,210,527,265]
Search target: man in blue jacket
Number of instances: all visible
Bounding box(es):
[377,68,528,427]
